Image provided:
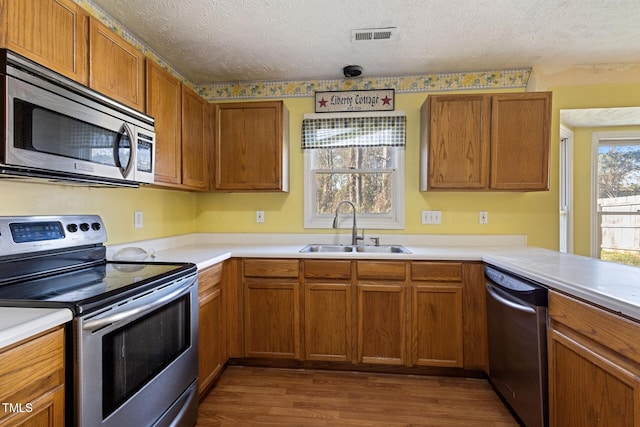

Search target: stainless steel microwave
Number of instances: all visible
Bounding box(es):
[1,49,155,187]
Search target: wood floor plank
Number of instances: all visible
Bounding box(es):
[197,366,518,426]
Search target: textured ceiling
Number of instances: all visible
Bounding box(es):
[90,0,640,85]
[561,107,640,128]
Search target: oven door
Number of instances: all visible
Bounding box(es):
[76,273,198,427]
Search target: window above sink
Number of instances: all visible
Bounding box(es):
[301,112,406,230]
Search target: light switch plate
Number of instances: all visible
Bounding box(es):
[421,210,441,224]
[134,211,143,229]
[479,211,488,224]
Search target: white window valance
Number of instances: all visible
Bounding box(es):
[301,111,406,149]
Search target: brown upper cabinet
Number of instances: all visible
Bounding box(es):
[145,60,182,186]
[181,85,211,190]
[146,60,211,191]
[89,17,145,112]
[420,91,551,191]
[214,101,289,192]
[0,0,89,84]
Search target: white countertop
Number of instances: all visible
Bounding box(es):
[0,307,72,349]
[484,247,640,320]
[107,232,526,268]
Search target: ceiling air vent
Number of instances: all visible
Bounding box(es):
[351,27,397,43]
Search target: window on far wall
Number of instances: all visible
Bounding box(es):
[302,112,405,229]
[594,132,640,267]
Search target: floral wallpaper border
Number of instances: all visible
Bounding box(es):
[78,0,530,102]
[197,69,531,101]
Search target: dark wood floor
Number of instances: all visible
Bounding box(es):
[197,366,519,426]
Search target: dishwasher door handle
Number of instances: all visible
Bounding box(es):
[486,282,536,314]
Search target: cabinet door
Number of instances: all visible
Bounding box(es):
[244,281,300,359]
[181,85,210,190]
[0,327,65,426]
[411,262,464,368]
[146,60,182,186]
[304,282,353,362]
[0,385,65,427]
[214,101,288,191]
[411,284,463,367]
[549,329,639,427]
[490,92,551,190]
[357,282,406,365]
[462,262,488,371]
[548,290,640,427]
[0,0,88,84]
[423,94,490,190]
[198,263,224,397]
[89,17,145,111]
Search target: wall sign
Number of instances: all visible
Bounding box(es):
[315,89,395,113]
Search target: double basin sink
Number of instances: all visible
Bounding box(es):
[300,244,411,254]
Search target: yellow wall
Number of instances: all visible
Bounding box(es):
[196,93,560,249]
[0,181,197,245]
[551,83,640,256]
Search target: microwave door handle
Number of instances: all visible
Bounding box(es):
[113,125,135,178]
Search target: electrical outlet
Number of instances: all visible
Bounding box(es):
[256,210,264,223]
[479,211,488,225]
[421,210,441,225]
[134,211,143,229]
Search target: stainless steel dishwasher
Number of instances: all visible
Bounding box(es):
[485,265,548,427]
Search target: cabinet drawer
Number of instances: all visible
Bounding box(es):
[304,260,351,279]
[244,259,299,278]
[0,327,64,409]
[357,261,406,281]
[411,262,463,282]
[549,290,640,365]
[199,263,223,296]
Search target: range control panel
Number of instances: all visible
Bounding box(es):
[0,215,107,256]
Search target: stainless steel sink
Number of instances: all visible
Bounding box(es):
[354,245,411,254]
[300,244,410,254]
[300,244,353,253]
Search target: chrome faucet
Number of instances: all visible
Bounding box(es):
[332,200,364,245]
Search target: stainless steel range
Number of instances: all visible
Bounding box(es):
[0,215,198,427]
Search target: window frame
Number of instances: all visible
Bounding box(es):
[591,131,640,258]
[303,145,405,230]
[559,124,574,253]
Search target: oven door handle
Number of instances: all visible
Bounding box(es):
[83,278,194,332]
[486,282,536,314]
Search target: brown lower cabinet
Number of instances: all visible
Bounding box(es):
[0,326,65,426]
[243,259,301,359]
[411,261,464,367]
[548,290,640,427]
[233,258,486,370]
[304,260,353,362]
[197,263,226,398]
[357,261,407,365]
